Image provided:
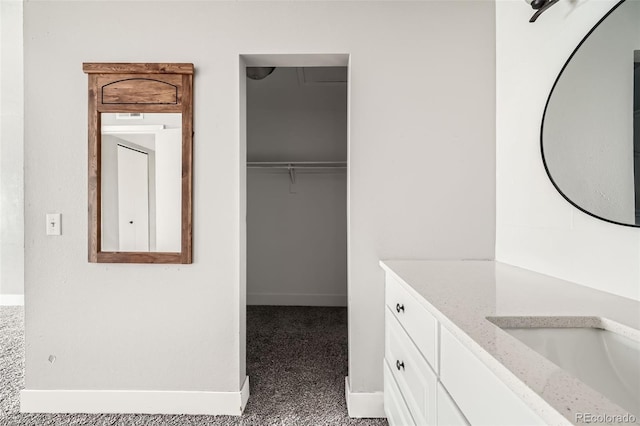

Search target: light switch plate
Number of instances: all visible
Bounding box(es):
[46,213,61,236]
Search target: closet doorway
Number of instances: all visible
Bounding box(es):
[246,66,348,306]
[242,57,349,417]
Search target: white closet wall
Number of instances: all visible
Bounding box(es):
[247,67,347,306]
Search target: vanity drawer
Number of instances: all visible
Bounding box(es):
[437,382,469,426]
[385,272,438,371]
[384,359,416,426]
[440,327,546,426]
[386,308,437,426]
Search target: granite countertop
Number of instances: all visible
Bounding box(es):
[379,260,640,426]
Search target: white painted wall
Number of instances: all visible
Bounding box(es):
[247,67,347,306]
[247,67,347,162]
[247,170,348,306]
[496,0,640,302]
[542,1,639,224]
[101,134,122,251]
[155,129,182,253]
[23,0,495,406]
[101,112,182,129]
[0,0,25,303]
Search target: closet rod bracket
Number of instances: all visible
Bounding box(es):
[288,164,296,184]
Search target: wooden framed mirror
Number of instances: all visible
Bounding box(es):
[83,63,193,263]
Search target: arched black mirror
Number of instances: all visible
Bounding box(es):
[542,0,640,226]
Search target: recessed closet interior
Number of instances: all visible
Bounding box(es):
[246,66,348,307]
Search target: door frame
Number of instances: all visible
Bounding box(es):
[238,53,351,397]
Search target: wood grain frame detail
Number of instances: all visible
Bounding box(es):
[84,63,194,264]
[102,78,179,105]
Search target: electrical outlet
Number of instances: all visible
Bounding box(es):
[46,213,61,236]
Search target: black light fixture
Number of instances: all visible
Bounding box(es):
[526,0,560,22]
[246,67,276,80]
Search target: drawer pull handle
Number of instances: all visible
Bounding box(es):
[396,303,405,313]
[396,360,405,371]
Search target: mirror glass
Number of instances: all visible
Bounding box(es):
[542,0,640,226]
[101,113,182,252]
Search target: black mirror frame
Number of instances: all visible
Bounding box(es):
[540,0,638,228]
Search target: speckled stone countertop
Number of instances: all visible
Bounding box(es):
[379,260,640,426]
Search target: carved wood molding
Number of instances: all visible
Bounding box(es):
[82,63,194,74]
[101,78,179,105]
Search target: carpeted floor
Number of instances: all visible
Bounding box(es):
[0,305,387,426]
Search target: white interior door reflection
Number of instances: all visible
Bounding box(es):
[101,113,182,253]
[117,145,150,251]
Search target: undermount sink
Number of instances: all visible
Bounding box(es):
[488,317,640,417]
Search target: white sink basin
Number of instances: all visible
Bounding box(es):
[491,319,640,417]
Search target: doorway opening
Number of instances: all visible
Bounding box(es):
[633,51,640,223]
[241,55,350,418]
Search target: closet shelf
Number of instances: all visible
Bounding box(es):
[246,162,347,184]
[247,161,346,169]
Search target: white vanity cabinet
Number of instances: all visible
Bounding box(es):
[439,327,545,426]
[436,383,468,426]
[385,308,437,425]
[383,272,544,426]
[381,260,640,426]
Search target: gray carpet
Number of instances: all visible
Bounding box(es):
[0,305,387,426]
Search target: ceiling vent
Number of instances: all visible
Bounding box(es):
[116,112,144,120]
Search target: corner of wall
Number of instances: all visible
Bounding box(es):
[0,0,25,299]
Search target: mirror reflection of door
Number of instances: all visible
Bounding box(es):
[100,113,182,253]
[117,145,150,251]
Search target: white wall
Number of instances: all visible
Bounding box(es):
[247,67,347,162]
[247,170,348,306]
[0,0,25,303]
[155,128,182,252]
[247,67,347,306]
[542,1,639,224]
[101,112,182,129]
[496,0,640,302]
[101,134,122,251]
[23,0,495,406]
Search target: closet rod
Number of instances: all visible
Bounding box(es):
[246,162,346,184]
[246,165,347,169]
[246,161,346,168]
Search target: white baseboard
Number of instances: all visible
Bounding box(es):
[21,376,251,415]
[345,376,385,418]
[247,292,347,307]
[0,294,24,306]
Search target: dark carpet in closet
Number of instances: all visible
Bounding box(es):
[0,306,387,426]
